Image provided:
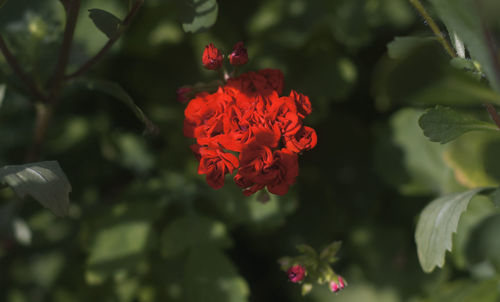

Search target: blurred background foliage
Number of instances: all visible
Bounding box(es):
[1,0,500,301]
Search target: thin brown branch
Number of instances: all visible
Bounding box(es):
[0,35,48,103]
[65,0,144,80]
[484,103,500,130]
[49,0,80,99]
[409,0,457,58]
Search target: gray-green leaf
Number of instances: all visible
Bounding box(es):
[0,161,72,217]
[419,106,498,144]
[415,188,486,273]
[88,8,122,39]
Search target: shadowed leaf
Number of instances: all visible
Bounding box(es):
[0,161,71,217]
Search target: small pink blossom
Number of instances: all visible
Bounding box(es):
[330,281,340,292]
[287,265,306,283]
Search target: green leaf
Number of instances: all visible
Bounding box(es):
[86,219,152,284]
[419,106,498,144]
[0,161,72,217]
[319,241,342,263]
[374,108,459,195]
[177,0,218,34]
[466,213,500,271]
[75,78,159,135]
[444,131,500,187]
[387,36,436,59]
[162,215,232,258]
[429,0,500,93]
[184,247,249,302]
[415,188,486,273]
[88,8,122,38]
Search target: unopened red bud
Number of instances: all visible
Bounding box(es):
[229,42,249,66]
[287,264,306,283]
[176,86,192,103]
[202,43,223,70]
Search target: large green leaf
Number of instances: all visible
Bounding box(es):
[162,214,232,258]
[184,247,249,302]
[415,188,486,272]
[88,8,122,38]
[0,161,72,217]
[374,108,459,195]
[429,0,500,93]
[177,0,218,33]
[419,106,498,144]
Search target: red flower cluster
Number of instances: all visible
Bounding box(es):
[184,43,317,196]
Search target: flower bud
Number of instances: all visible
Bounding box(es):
[287,264,306,283]
[202,43,223,70]
[330,281,340,293]
[338,276,347,289]
[176,86,192,103]
[229,42,249,66]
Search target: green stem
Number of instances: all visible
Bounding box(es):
[0,35,48,103]
[409,0,456,58]
[65,0,144,79]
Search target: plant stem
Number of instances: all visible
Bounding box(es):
[409,0,456,58]
[65,0,144,79]
[49,0,80,99]
[0,35,48,103]
[25,103,54,162]
[26,0,80,162]
[485,103,500,130]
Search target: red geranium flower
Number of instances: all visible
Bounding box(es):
[197,147,239,189]
[183,43,316,196]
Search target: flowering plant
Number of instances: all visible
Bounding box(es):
[183,43,317,196]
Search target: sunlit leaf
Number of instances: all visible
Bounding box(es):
[415,188,486,273]
[444,132,500,188]
[419,106,498,144]
[162,214,232,258]
[86,220,151,284]
[88,8,122,38]
[184,247,249,302]
[177,0,218,34]
[0,161,72,217]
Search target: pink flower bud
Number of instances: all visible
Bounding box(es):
[287,264,306,283]
[330,281,340,293]
[229,42,249,66]
[338,276,346,289]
